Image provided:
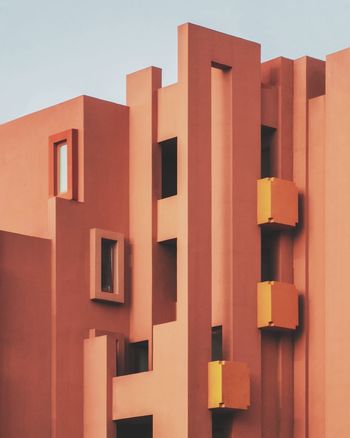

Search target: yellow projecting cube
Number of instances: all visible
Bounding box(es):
[257,281,298,330]
[257,177,298,227]
[208,361,250,410]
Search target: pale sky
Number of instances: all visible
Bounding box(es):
[1,0,350,123]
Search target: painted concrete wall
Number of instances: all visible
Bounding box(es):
[0,231,51,437]
[0,21,348,438]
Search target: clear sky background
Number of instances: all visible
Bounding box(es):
[1,0,350,123]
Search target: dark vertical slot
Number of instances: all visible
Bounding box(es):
[211,326,223,361]
[116,340,119,376]
[159,239,177,302]
[127,341,149,374]
[261,231,278,281]
[212,412,232,438]
[101,238,116,292]
[116,415,152,438]
[261,126,276,178]
[115,339,125,377]
[153,239,177,325]
[161,137,177,198]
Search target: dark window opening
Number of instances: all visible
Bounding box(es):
[116,415,152,438]
[212,326,223,361]
[153,239,177,325]
[261,126,276,178]
[160,137,177,198]
[212,412,232,438]
[261,231,278,282]
[101,238,116,292]
[127,341,149,374]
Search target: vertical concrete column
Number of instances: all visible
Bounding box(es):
[260,57,294,438]
[324,48,350,438]
[178,23,262,438]
[84,333,120,438]
[178,23,212,438]
[308,95,325,438]
[273,59,294,438]
[228,34,261,438]
[293,57,325,438]
[127,67,161,359]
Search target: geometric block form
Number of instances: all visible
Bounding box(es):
[157,195,177,242]
[48,128,78,200]
[257,281,299,330]
[84,331,124,438]
[257,177,298,227]
[90,228,125,303]
[208,361,250,410]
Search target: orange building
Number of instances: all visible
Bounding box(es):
[0,22,346,437]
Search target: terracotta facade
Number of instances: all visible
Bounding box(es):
[0,22,347,437]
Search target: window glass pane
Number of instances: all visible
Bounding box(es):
[101,238,116,292]
[59,144,68,193]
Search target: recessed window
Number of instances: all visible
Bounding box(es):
[101,238,116,292]
[58,142,68,194]
[90,228,125,303]
[160,137,177,198]
[49,128,78,200]
[127,341,149,374]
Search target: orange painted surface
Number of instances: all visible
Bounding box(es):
[0,22,346,438]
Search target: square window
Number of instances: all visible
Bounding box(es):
[90,228,125,303]
[49,128,78,200]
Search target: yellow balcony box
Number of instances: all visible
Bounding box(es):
[208,361,250,410]
[257,177,298,227]
[257,281,298,330]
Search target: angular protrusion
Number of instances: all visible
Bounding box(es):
[208,361,250,410]
[257,177,298,228]
[257,281,298,330]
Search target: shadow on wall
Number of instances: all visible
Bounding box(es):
[116,415,152,438]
